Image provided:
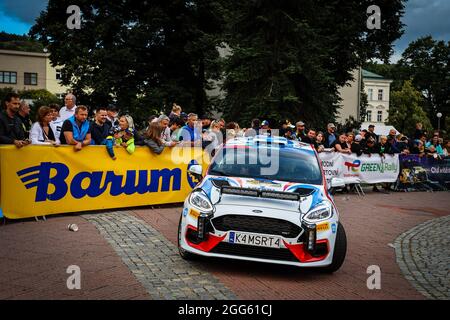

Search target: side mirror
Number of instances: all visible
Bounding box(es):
[188,164,203,179]
[330,177,345,188]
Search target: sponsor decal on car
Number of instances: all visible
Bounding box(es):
[316,222,330,232]
[189,208,200,219]
[331,223,337,234]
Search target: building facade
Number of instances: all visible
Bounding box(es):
[0,49,68,98]
[336,68,362,124]
[337,68,392,130]
[361,69,392,126]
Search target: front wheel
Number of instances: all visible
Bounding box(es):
[321,222,347,273]
[178,215,197,260]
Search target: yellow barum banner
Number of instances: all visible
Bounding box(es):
[0,145,209,219]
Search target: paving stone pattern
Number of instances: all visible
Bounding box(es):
[394,215,450,300]
[84,211,237,300]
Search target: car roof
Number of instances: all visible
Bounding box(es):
[224,135,315,152]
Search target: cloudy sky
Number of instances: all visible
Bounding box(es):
[1,0,449,62]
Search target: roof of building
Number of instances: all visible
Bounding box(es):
[362,69,386,80]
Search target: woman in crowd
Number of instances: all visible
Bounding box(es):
[331,133,351,154]
[29,106,59,145]
[144,121,177,154]
[315,131,325,151]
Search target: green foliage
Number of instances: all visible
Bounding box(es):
[221,0,405,128]
[359,80,368,123]
[30,0,226,126]
[388,80,432,136]
[398,36,450,131]
[0,31,44,52]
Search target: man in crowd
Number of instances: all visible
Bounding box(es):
[294,121,307,142]
[59,93,78,122]
[324,123,338,148]
[201,116,212,131]
[106,105,120,127]
[169,117,185,141]
[387,128,397,140]
[179,113,202,146]
[414,122,423,140]
[60,105,92,151]
[90,107,111,145]
[361,136,380,155]
[17,101,32,135]
[157,114,177,147]
[366,124,378,143]
[301,128,316,145]
[0,93,30,148]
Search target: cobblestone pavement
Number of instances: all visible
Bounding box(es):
[84,212,237,300]
[394,215,450,300]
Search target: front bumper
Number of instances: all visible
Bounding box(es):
[179,203,338,267]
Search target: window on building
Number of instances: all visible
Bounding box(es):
[377,110,383,122]
[56,69,62,80]
[0,71,17,84]
[378,89,383,101]
[366,110,372,122]
[24,73,38,85]
[368,88,373,101]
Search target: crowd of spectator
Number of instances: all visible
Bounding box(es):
[1,92,449,163]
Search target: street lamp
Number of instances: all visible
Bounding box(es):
[437,112,442,132]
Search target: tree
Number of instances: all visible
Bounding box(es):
[30,0,226,125]
[221,0,405,128]
[398,36,450,131]
[0,32,44,52]
[362,61,408,92]
[388,80,432,136]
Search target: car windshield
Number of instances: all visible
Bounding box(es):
[208,146,323,185]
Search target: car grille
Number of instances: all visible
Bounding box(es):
[211,215,301,238]
[210,242,298,262]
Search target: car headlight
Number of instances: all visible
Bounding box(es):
[188,190,214,213]
[303,201,333,222]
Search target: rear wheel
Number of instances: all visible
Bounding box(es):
[178,215,197,260]
[321,222,347,273]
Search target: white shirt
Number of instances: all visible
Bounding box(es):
[51,117,65,141]
[29,122,60,145]
[59,105,77,122]
[161,126,172,146]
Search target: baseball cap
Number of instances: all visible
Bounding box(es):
[296,121,305,126]
[355,134,362,142]
[368,124,375,128]
[261,120,269,126]
[327,123,336,128]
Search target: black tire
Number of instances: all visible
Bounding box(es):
[321,221,347,273]
[178,215,197,260]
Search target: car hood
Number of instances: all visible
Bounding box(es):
[198,175,326,213]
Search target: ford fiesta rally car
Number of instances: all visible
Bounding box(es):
[178,135,347,272]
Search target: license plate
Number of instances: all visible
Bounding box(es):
[228,231,282,248]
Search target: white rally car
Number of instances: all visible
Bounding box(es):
[178,135,347,272]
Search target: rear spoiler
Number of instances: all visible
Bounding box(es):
[220,186,301,201]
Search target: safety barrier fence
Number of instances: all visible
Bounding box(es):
[1,146,448,219]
